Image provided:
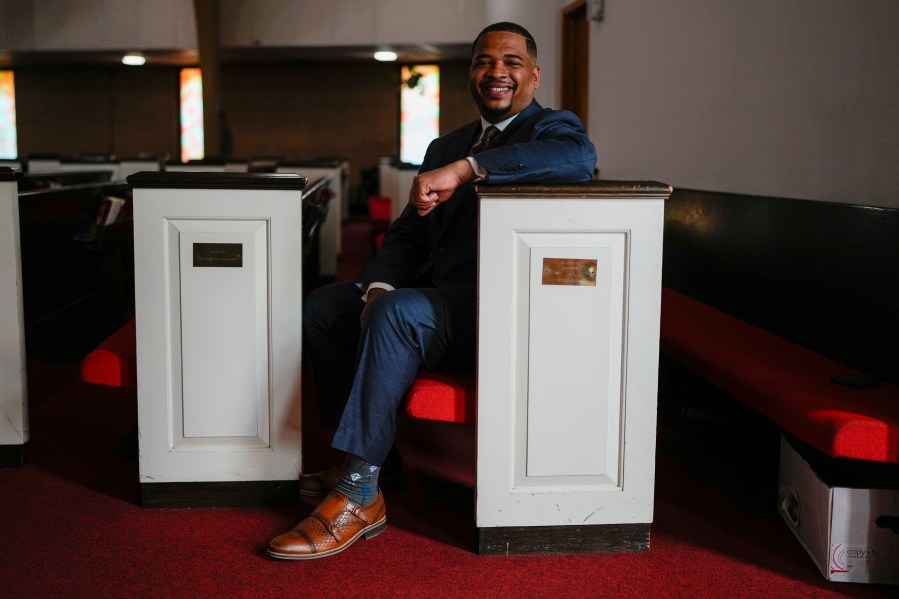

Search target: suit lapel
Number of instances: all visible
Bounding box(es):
[450,121,481,161]
[434,120,481,231]
[438,101,543,231]
[491,100,542,147]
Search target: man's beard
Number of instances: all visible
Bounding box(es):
[483,104,511,118]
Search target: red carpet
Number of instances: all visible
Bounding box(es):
[1,221,892,598]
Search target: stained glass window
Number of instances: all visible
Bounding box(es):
[0,71,17,160]
[180,68,204,162]
[400,65,439,165]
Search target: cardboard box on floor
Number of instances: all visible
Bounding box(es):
[778,435,898,585]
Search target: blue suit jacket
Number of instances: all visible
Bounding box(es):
[358,100,596,349]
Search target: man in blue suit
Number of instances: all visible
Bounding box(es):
[268,22,596,560]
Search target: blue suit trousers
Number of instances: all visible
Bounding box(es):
[304,281,466,466]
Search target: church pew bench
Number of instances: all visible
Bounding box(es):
[660,188,899,464]
[660,287,899,464]
[82,179,671,556]
[18,179,135,359]
[80,175,335,389]
[81,175,464,423]
[276,160,350,281]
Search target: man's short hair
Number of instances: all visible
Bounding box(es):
[472,22,537,60]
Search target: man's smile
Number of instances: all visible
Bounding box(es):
[481,83,514,99]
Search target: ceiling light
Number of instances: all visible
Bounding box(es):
[122,52,146,66]
[373,50,398,62]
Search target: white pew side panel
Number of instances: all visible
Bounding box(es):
[132,173,305,486]
[0,172,28,456]
[477,184,668,530]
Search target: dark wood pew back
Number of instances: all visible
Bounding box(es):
[300,175,332,293]
[18,180,134,359]
[18,169,114,191]
[663,189,899,386]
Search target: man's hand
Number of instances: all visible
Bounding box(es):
[361,286,388,325]
[409,159,476,216]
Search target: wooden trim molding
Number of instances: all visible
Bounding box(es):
[479,523,650,555]
[0,166,22,180]
[127,171,307,190]
[18,181,130,200]
[476,180,672,199]
[141,481,300,508]
[0,444,26,468]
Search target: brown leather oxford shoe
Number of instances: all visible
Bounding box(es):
[267,490,387,560]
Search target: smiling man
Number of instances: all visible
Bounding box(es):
[470,27,540,120]
[267,22,596,561]
[408,23,592,216]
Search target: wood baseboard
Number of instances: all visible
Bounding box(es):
[141,480,300,508]
[478,523,650,555]
[0,443,26,468]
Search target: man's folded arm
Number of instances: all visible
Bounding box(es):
[475,112,596,184]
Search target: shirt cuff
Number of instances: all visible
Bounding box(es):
[466,156,488,182]
[361,281,395,302]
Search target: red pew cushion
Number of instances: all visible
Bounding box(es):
[660,288,899,463]
[404,370,476,424]
[368,196,391,232]
[79,319,137,388]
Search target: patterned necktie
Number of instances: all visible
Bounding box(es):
[471,125,499,155]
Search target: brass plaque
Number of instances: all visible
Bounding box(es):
[542,258,597,286]
[193,243,243,268]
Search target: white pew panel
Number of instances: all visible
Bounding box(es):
[476,181,671,553]
[0,168,27,466]
[129,172,305,505]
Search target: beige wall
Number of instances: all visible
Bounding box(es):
[589,0,899,208]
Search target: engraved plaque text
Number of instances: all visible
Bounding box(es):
[193,243,243,268]
[542,258,597,286]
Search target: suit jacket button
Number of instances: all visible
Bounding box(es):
[439,248,447,254]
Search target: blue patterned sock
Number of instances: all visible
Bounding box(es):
[334,454,381,506]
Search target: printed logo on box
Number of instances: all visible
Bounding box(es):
[831,544,879,575]
[831,544,849,574]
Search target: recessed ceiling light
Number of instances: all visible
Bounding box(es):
[373,50,398,62]
[122,52,146,66]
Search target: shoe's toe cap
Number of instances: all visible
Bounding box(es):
[267,528,319,558]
